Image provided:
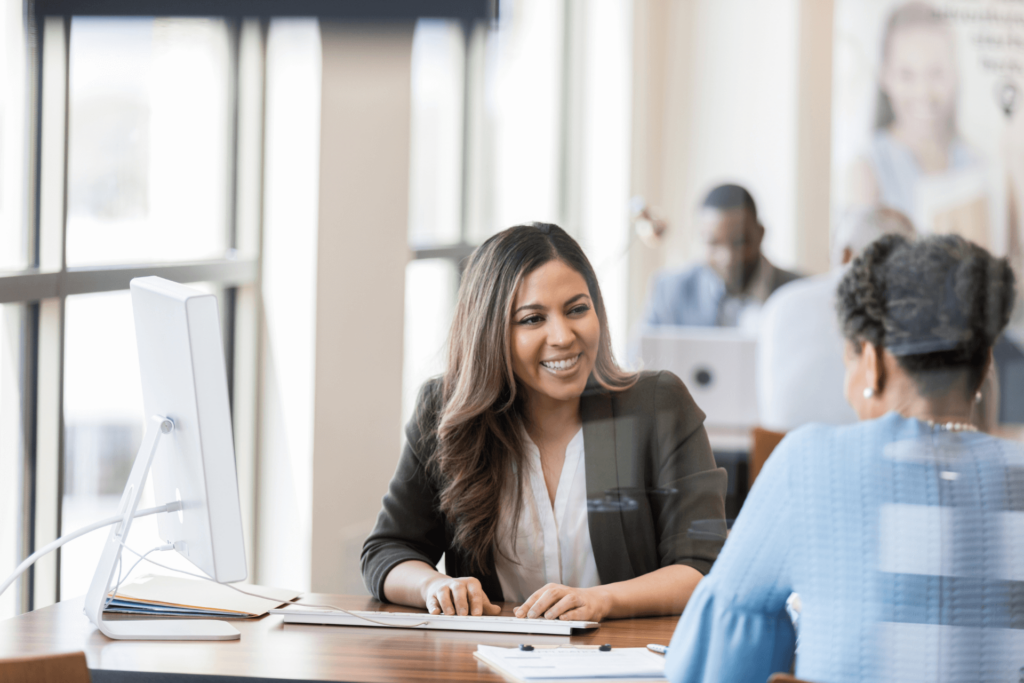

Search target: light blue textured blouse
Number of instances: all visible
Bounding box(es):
[665,413,1024,683]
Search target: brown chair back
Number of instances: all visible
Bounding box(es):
[749,427,786,487]
[0,651,90,683]
[768,674,815,683]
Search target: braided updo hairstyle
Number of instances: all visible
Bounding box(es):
[836,234,1016,397]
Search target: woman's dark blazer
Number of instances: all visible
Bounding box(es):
[361,370,728,603]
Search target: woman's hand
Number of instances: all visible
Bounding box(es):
[514,584,611,622]
[420,575,502,616]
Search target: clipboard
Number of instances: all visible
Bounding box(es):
[473,645,667,683]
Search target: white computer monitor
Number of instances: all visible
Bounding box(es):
[84,277,247,641]
[639,325,759,430]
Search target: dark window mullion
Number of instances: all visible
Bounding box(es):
[18,302,39,615]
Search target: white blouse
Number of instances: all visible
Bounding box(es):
[494,428,601,603]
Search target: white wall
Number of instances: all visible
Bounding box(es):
[664,0,802,271]
[629,0,835,332]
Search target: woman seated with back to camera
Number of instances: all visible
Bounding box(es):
[361,223,728,622]
[666,234,1024,682]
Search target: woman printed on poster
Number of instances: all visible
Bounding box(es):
[846,1,991,247]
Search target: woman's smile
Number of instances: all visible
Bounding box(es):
[540,352,582,374]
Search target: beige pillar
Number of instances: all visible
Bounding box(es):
[627,0,677,336]
[310,22,414,594]
[795,0,834,275]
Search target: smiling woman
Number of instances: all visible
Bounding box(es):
[510,258,603,405]
[361,223,729,623]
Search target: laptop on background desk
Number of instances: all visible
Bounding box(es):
[640,326,759,520]
[639,326,759,431]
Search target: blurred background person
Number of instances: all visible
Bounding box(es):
[846,1,989,247]
[757,208,916,431]
[665,234,1021,683]
[642,184,801,331]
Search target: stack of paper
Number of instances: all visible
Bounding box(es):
[474,645,667,682]
[104,575,301,619]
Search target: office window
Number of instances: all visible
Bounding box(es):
[401,5,571,424]
[575,0,632,360]
[60,291,142,599]
[401,20,467,426]
[486,0,564,232]
[252,18,322,591]
[402,259,458,424]
[0,0,28,271]
[0,0,29,619]
[66,18,232,267]
[408,20,465,248]
[0,305,25,620]
[0,7,260,613]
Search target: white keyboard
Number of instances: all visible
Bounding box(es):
[269,607,599,636]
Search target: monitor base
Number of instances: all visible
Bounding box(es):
[98,619,240,641]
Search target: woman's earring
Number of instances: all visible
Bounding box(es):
[975,391,983,404]
[863,387,875,399]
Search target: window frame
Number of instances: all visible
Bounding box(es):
[0,13,261,614]
[2,0,494,616]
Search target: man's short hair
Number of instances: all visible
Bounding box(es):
[702,184,757,222]
[832,207,916,266]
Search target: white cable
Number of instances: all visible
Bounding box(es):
[104,554,123,612]
[118,546,427,628]
[0,501,182,600]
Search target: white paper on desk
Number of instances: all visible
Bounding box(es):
[112,575,300,617]
[475,645,666,680]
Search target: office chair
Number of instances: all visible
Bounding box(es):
[0,651,90,683]
[749,427,786,487]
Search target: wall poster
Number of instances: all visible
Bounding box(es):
[832,0,1024,282]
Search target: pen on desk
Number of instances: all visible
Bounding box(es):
[646,644,668,655]
[519,644,612,651]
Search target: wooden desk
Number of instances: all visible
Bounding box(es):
[0,594,679,682]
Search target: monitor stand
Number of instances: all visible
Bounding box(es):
[83,415,241,641]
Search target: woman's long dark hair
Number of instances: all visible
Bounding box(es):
[424,223,636,574]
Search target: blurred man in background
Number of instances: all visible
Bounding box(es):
[642,184,801,330]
